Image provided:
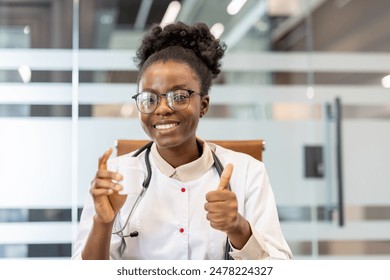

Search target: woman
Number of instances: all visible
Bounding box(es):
[72,22,292,260]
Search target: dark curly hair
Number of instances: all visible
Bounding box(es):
[135,22,226,94]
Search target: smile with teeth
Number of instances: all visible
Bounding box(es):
[154,123,178,130]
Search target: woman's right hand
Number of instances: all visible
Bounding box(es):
[90,147,127,224]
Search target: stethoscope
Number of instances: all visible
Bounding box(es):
[112,141,233,260]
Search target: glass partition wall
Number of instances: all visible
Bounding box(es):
[1,0,389,259]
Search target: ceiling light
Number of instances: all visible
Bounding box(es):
[100,14,114,25]
[227,0,247,15]
[210,23,225,39]
[381,75,390,88]
[160,1,181,28]
[23,26,30,34]
[268,0,300,16]
[306,86,315,99]
[18,65,31,83]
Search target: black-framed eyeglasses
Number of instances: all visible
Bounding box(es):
[132,89,202,114]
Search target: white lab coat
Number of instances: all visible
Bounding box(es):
[72,144,292,260]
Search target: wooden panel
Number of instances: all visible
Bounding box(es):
[115,139,265,161]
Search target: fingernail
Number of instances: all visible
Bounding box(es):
[116,173,122,181]
[115,184,122,191]
[107,189,113,194]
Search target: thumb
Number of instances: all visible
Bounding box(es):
[217,163,233,191]
[98,147,113,170]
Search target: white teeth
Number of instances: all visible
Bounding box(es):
[155,123,178,130]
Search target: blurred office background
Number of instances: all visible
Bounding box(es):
[0,0,389,259]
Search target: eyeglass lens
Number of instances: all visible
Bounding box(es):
[136,90,191,113]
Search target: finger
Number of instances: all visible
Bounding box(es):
[209,221,228,231]
[217,163,233,191]
[98,147,113,170]
[96,169,122,181]
[94,178,122,190]
[206,213,227,223]
[92,181,123,193]
[205,201,226,213]
[91,187,116,196]
[205,191,234,203]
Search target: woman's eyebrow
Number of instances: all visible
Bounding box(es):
[141,84,190,93]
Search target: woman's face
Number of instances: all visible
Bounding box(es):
[138,60,209,150]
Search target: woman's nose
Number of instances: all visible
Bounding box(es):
[154,95,174,115]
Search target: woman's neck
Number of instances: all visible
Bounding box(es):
[156,139,202,168]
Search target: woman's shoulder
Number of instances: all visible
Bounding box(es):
[210,142,264,168]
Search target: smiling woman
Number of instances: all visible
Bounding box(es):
[72,21,292,260]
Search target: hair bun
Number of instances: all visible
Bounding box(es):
[135,22,226,77]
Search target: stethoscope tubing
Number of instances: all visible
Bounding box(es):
[113,141,233,259]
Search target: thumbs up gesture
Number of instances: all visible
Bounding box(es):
[205,163,252,249]
[205,163,239,234]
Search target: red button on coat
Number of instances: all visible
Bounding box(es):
[181,188,186,192]
[179,228,184,233]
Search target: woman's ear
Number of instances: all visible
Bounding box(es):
[200,95,210,118]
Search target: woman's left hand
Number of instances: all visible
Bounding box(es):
[204,163,252,249]
[204,164,239,233]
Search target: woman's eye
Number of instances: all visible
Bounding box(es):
[139,95,157,107]
[173,94,188,103]
[143,94,157,103]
